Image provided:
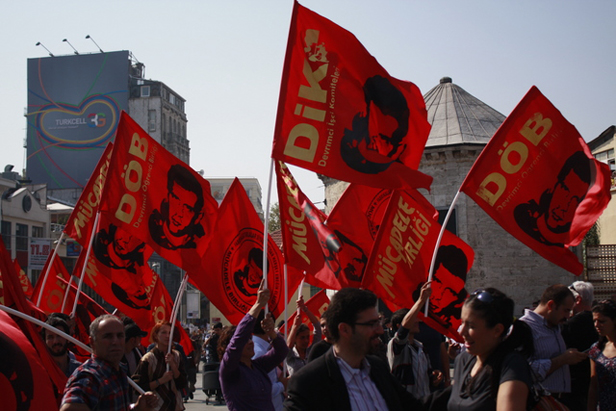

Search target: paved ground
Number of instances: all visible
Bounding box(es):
[183,371,227,411]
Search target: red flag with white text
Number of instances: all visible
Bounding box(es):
[194,178,303,324]
[32,251,72,314]
[98,112,218,273]
[361,189,473,340]
[271,1,432,190]
[460,87,611,275]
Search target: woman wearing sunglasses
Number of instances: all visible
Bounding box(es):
[448,288,533,411]
[588,299,616,410]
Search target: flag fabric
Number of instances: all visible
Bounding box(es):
[460,86,611,275]
[0,310,59,411]
[73,249,192,354]
[32,251,72,314]
[194,178,302,324]
[271,1,432,190]
[14,260,34,299]
[275,161,342,289]
[361,189,474,340]
[64,142,114,245]
[286,289,330,333]
[98,111,218,273]
[0,237,67,398]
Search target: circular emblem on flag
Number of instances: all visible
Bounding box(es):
[221,228,282,314]
[365,189,391,239]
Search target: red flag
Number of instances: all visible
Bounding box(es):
[286,289,330,333]
[361,189,474,340]
[64,142,114,245]
[460,87,611,275]
[271,1,432,190]
[32,251,72,314]
[0,311,59,411]
[13,260,34,299]
[98,112,218,272]
[0,237,67,397]
[275,161,342,289]
[194,178,302,324]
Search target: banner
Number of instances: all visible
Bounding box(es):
[194,178,302,324]
[99,112,218,273]
[362,189,474,340]
[286,289,330,333]
[0,311,59,411]
[28,239,52,270]
[271,1,432,190]
[460,87,611,275]
[31,251,71,314]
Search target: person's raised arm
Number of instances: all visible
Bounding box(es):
[248,280,271,319]
[287,312,301,348]
[297,296,322,341]
[401,282,432,329]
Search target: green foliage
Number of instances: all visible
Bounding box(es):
[268,202,281,232]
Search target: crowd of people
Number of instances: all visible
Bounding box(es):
[29,279,616,411]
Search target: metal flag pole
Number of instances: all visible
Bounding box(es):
[71,212,101,317]
[262,158,275,314]
[35,232,64,307]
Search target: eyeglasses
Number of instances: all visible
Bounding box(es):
[352,319,382,329]
[471,289,494,304]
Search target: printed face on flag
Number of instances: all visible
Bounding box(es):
[514,151,591,246]
[460,86,611,274]
[149,164,206,250]
[99,112,218,272]
[271,3,432,189]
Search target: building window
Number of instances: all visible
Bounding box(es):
[32,226,44,238]
[141,86,150,97]
[595,149,615,169]
[16,224,28,251]
[148,110,157,132]
[1,221,11,250]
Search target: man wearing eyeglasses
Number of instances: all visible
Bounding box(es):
[519,284,588,409]
[284,288,424,411]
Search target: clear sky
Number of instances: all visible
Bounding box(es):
[1,0,614,207]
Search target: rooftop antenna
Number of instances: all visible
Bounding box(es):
[85,35,103,53]
[35,42,54,57]
[62,38,79,55]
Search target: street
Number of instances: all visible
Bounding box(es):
[183,371,226,411]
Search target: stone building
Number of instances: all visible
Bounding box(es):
[587,125,616,244]
[321,77,576,315]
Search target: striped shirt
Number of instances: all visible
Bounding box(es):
[519,309,571,393]
[335,352,388,411]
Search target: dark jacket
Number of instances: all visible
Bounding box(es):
[284,347,427,411]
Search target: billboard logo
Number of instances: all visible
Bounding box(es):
[88,113,106,128]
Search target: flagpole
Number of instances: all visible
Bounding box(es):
[0,304,146,395]
[60,275,76,313]
[262,158,275,314]
[284,264,288,338]
[35,232,64,307]
[168,271,189,358]
[424,189,462,316]
[71,211,101,317]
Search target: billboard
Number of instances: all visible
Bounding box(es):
[27,51,130,189]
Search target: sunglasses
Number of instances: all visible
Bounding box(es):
[471,289,494,304]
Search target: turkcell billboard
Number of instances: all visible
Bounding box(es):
[27,51,129,189]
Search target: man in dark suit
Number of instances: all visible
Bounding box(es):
[284,288,426,411]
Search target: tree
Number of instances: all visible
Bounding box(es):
[268,202,281,232]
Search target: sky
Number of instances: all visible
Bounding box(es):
[1,0,614,208]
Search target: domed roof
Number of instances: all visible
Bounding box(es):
[423,77,505,147]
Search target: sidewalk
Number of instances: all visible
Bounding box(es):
[183,371,226,411]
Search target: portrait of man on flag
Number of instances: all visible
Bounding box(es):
[341,75,411,175]
[149,163,206,250]
[514,150,592,247]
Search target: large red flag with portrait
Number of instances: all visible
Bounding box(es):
[194,178,303,324]
[0,310,59,411]
[271,1,432,190]
[460,87,611,275]
[98,111,218,273]
[361,189,474,341]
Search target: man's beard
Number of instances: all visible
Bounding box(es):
[50,344,67,357]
